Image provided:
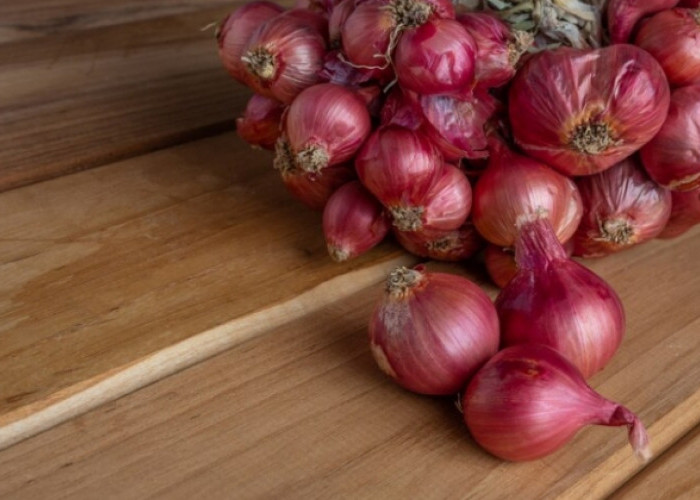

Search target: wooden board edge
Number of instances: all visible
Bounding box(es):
[0,254,417,450]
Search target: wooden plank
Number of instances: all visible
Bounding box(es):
[0,131,416,449]
[610,424,700,500]
[0,1,287,191]
[0,1,235,44]
[0,229,698,499]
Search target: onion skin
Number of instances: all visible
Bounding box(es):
[607,0,679,44]
[635,8,700,88]
[217,1,285,83]
[573,157,672,257]
[409,163,472,232]
[242,15,326,104]
[394,18,476,95]
[323,181,390,262]
[484,239,574,288]
[418,88,498,161]
[463,344,651,462]
[658,190,700,238]
[471,140,583,247]
[285,83,372,174]
[640,85,700,191]
[380,87,424,130]
[509,46,671,176]
[355,126,442,209]
[394,220,484,261]
[236,94,285,150]
[496,217,625,379]
[456,12,522,88]
[329,0,355,48]
[370,266,499,395]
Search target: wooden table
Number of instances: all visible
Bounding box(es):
[0,1,698,498]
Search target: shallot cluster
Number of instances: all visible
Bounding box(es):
[217,0,700,463]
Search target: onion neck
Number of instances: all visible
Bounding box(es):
[296,145,330,173]
[515,215,569,270]
[390,206,425,231]
[570,121,617,155]
[273,137,296,175]
[599,217,634,245]
[392,0,433,28]
[595,401,652,462]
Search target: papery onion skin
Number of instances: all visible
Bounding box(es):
[573,157,672,257]
[456,12,524,88]
[394,18,476,95]
[607,0,679,44]
[355,126,442,209]
[274,137,355,210]
[471,141,583,247]
[380,87,424,130]
[370,266,499,395]
[281,8,330,42]
[242,15,326,104]
[329,0,355,48]
[323,181,390,262]
[236,94,285,150]
[217,1,285,83]
[394,220,484,261]
[419,88,499,161]
[635,8,700,88]
[463,344,651,462]
[285,83,372,174]
[497,217,625,379]
[509,45,671,176]
[640,85,700,191]
[658,190,700,238]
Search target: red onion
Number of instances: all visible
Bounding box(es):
[236,94,285,150]
[394,220,484,261]
[635,8,700,87]
[404,163,471,232]
[463,344,651,462]
[573,157,672,257]
[355,126,442,212]
[497,217,625,379]
[341,0,454,69]
[483,244,517,288]
[370,265,499,395]
[323,181,390,261]
[659,190,700,238]
[241,15,326,104]
[418,88,498,161]
[285,83,372,173]
[329,0,355,47]
[394,18,476,95]
[274,137,355,210]
[471,140,583,247]
[281,8,330,42]
[680,0,700,6]
[217,1,285,84]
[640,85,700,191]
[607,0,679,44]
[457,12,529,88]
[509,45,671,175]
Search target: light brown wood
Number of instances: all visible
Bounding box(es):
[0,0,288,191]
[0,131,416,449]
[0,230,698,499]
[611,425,700,500]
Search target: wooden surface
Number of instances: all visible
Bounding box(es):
[1,1,699,498]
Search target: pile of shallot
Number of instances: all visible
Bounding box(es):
[217,0,700,462]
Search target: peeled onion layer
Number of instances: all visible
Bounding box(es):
[236,94,285,150]
[509,45,671,176]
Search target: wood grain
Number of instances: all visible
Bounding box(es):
[0,131,415,448]
[0,230,698,499]
[0,1,296,191]
[611,425,700,500]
